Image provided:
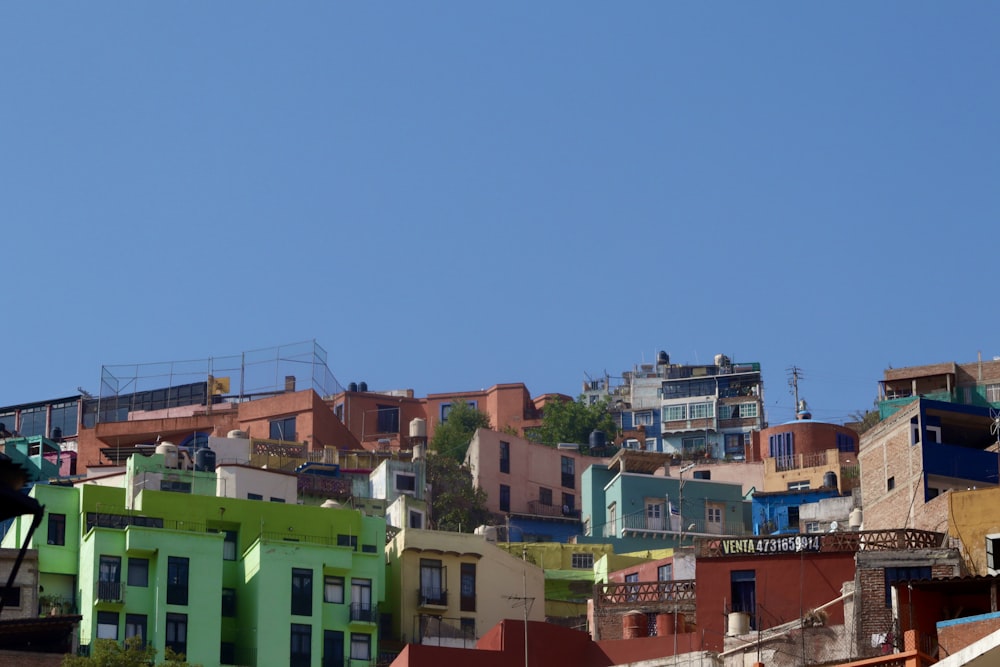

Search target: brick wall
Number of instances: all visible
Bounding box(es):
[938,613,1000,657]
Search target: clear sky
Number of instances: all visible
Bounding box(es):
[3,4,999,425]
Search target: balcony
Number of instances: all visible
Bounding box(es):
[95,581,123,603]
[594,580,696,609]
[417,587,447,608]
[350,602,378,624]
[694,529,945,558]
[414,614,476,648]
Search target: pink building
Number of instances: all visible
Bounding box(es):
[465,428,610,520]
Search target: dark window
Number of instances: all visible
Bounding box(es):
[125,614,147,645]
[96,610,118,640]
[460,563,476,612]
[658,564,673,581]
[731,570,756,630]
[324,576,344,603]
[270,416,296,441]
[248,492,263,500]
[128,558,149,587]
[539,487,552,506]
[270,497,286,503]
[48,513,66,546]
[19,406,46,437]
[693,470,712,480]
[50,401,78,438]
[159,480,192,493]
[0,587,20,608]
[561,456,575,489]
[337,534,358,550]
[291,568,313,616]
[787,506,800,529]
[222,588,236,617]
[376,405,400,433]
[884,566,931,607]
[769,432,794,468]
[836,432,856,453]
[223,530,237,560]
[461,617,476,638]
[167,557,189,605]
[499,484,510,512]
[350,633,371,661]
[361,544,377,554]
[99,555,122,601]
[888,476,895,491]
[562,492,575,515]
[420,559,446,606]
[499,441,510,474]
[290,623,311,667]
[396,474,416,493]
[220,642,235,665]
[324,629,345,667]
[165,613,187,657]
[409,510,423,529]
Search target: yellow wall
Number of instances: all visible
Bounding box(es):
[949,487,1000,575]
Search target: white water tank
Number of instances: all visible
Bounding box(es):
[727,612,750,636]
[849,507,863,530]
[409,418,426,439]
[156,442,179,469]
[227,429,249,439]
[475,525,498,543]
[412,443,426,462]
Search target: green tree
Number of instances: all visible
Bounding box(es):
[430,400,492,461]
[425,453,491,532]
[848,401,881,435]
[62,637,202,667]
[530,394,618,452]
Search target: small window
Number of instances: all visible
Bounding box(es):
[221,588,236,617]
[499,484,510,512]
[787,506,800,528]
[337,534,358,550]
[270,416,296,441]
[658,564,672,581]
[97,611,118,640]
[571,553,594,569]
[290,623,311,667]
[223,530,238,561]
[562,492,575,515]
[395,473,416,494]
[539,487,552,506]
[128,558,149,587]
[125,614,147,645]
[887,476,895,491]
[324,576,344,603]
[47,514,66,546]
[248,492,263,501]
[460,563,476,612]
[165,613,187,656]
[291,568,313,616]
[499,441,510,474]
[350,633,371,661]
[361,544,377,554]
[787,480,810,491]
[0,587,20,608]
[270,497,285,503]
[409,510,424,529]
[167,557,189,606]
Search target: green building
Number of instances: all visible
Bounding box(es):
[2,451,386,666]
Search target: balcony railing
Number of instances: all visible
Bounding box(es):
[350,602,378,623]
[594,580,696,609]
[608,508,751,538]
[695,529,945,557]
[414,614,476,648]
[417,588,447,608]
[95,581,123,603]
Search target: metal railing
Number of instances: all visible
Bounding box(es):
[417,587,447,607]
[696,529,945,557]
[413,614,476,648]
[351,602,378,623]
[95,581,123,603]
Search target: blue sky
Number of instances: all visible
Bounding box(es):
[3,4,999,425]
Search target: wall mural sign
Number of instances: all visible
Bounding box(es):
[720,535,821,555]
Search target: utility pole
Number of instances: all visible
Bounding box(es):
[787,366,804,413]
[506,550,535,667]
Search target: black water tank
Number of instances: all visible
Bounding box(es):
[589,429,607,449]
[657,350,669,365]
[823,471,838,488]
[358,381,368,392]
[348,382,358,392]
[195,448,217,473]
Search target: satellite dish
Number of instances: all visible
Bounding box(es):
[830,521,839,532]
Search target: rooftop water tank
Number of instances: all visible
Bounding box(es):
[348,382,358,392]
[156,442,179,469]
[823,471,838,489]
[195,447,217,473]
[227,429,249,439]
[358,381,368,392]
[657,351,669,365]
[589,429,606,449]
[409,418,427,439]
[849,507,863,530]
[727,612,750,636]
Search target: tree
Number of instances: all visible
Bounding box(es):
[425,453,491,532]
[62,637,202,667]
[530,395,618,452]
[430,400,492,461]
[848,400,881,435]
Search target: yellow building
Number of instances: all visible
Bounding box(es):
[385,529,545,648]
[949,486,1000,575]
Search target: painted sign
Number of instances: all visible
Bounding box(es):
[720,535,821,555]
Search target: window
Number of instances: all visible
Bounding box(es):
[571,553,594,569]
[128,558,149,587]
[291,568,313,616]
[884,566,931,607]
[769,432,794,468]
[324,630,345,667]
[987,384,1000,403]
[290,623,311,667]
[395,473,416,494]
[499,484,510,512]
[787,480,810,491]
[125,614,147,645]
[688,402,714,420]
[324,576,344,604]
[160,479,192,493]
[270,416,296,441]
[97,611,118,640]
[662,404,686,422]
[461,617,476,638]
[693,470,711,480]
[707,507,722,524]
[0,587,20,608]
[420,559,445,606]
[408,510,424,529]
[48,513,66,546]
[19,406,46,437]
[634,411,654,426]
[460,563,476,612]
[165,614,187,658]
[99,555,122,601]
[440,401,477,423]
[806,522,821,533]
[887,476,895,491]
[221,642,235,665]
[376,405,400,434]
[350,633,371,661]
[167,557,189,605]
[562,493,575,515]
[539,487,552,506]
[740,402,758,418]
[334,403,344,421]
[625,572,639,601]
[223,530,237,560]
[351,579,373,622]
[499,441,510,474]
[787,506,800,529]
[987,534,1000,573]
[724,433,745,458]
[222,588,236,617]
[561,456,575,489]
[682,436,706,455]
[270,497,286,503]
[658,564,673,581]
[337,534,358,550]
[248,492,263,501]
[836,432,856,453]
[645,437,658,450]
[0,413,14,436]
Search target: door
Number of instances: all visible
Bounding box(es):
[646,499,664,530]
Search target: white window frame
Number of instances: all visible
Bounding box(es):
[987,384,1000,403]
[633,411,654,426]
[662,404,686,422]
[688,402,714,420]
[739,402,758,418]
